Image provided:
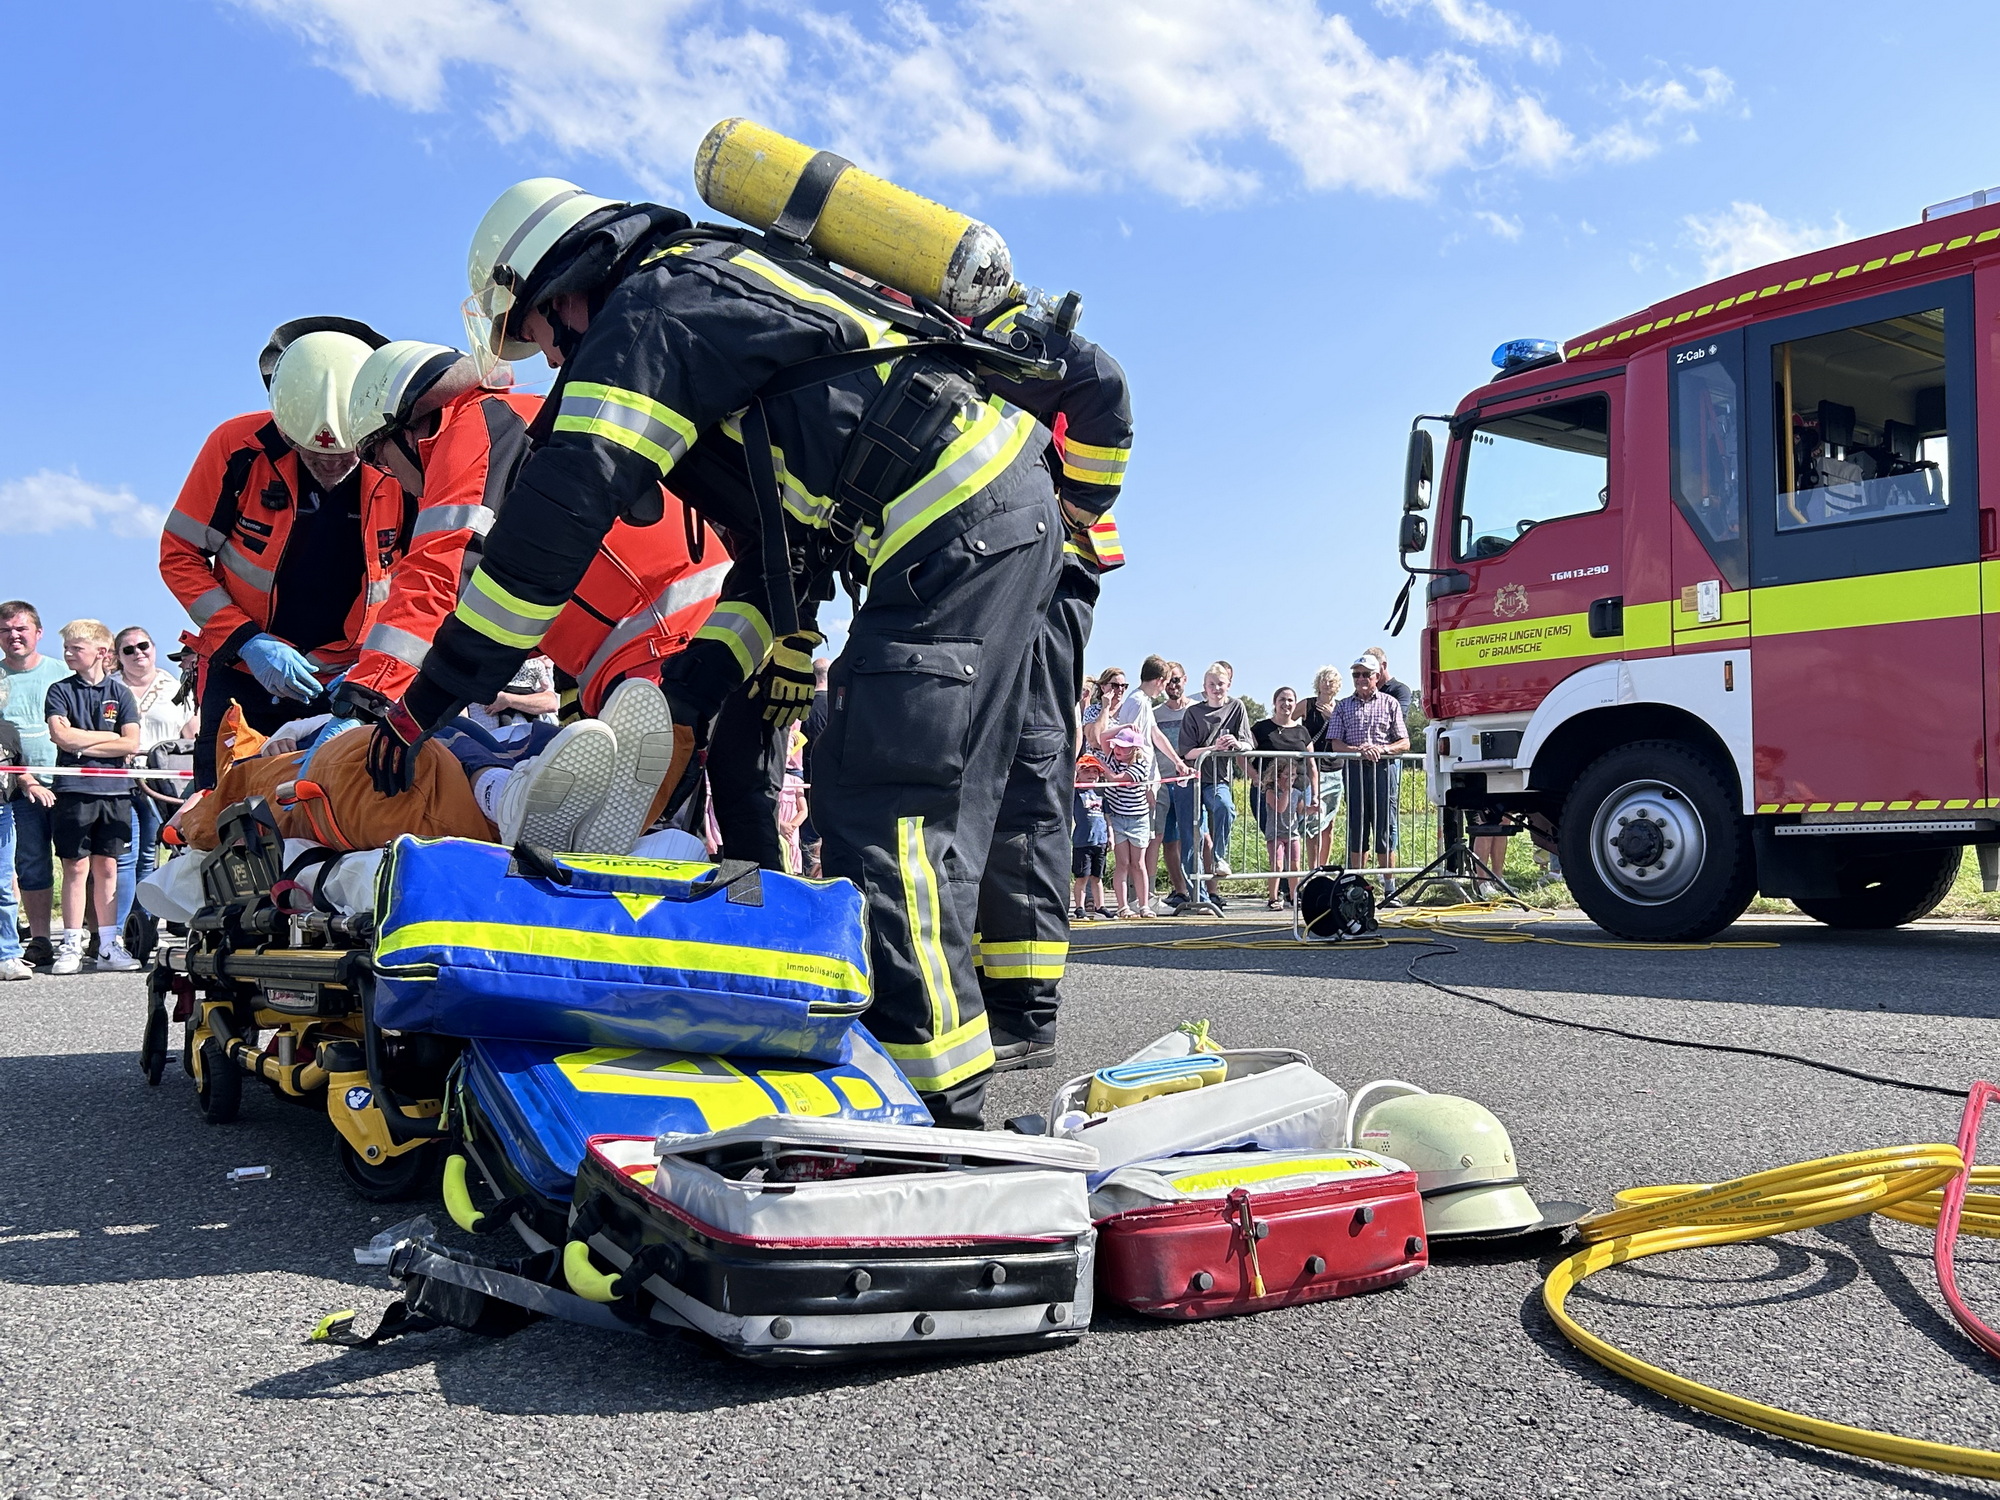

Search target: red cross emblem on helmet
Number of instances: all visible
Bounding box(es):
[313,427,338,448]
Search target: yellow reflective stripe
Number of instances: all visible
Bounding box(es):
[553,382,697,477]
[718,413,836,526]
[1061,463,1123,486]
[1062,438,1130,464]
[861,407,1040,571]
[1060,440,1130,486]
[693,601,773,679]
[374,921,869,1006]
[1436,600,1670,672]
[977,938,1068,979]
[896,815,959,1037]
[454,566,562,650]
[1756,562,1980,637]
[1169,1157,1387,1192]
[883,1011,994,1092]
[724,248,899,347]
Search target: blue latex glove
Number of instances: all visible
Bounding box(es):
[239,634,322,703]
[296,718,362,779]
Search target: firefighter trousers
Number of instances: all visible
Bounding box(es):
[975,561,1098,1046]
[811,460,1062,1129]
[708,684,787,872]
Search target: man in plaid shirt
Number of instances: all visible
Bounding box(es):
[1325,656,1409,869]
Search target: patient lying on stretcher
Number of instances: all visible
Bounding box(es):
[169,679,689,857]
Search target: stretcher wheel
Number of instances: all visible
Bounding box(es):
[337,1140,442,1203]
[139,1005,169,1087]
[197,1039,242,1124]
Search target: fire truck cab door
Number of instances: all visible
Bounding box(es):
[1743,276,1981,814]
[1434,378,1627,716]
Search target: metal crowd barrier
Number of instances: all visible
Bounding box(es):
[1168,747,1442,919]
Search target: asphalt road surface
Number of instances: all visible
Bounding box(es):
[5,911,2000,1498]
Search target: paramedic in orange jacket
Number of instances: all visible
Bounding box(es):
[332,341,730,755]
[159,319,408,787]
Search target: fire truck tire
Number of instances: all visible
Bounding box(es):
[1559,740,1754,943]
[1791,846,1961,930]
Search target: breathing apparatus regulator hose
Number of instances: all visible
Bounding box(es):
[1545,1105,2000,1479]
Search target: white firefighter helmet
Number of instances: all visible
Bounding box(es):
[268,330,375,456]
[1346,1080,1583,1240]
[465,177,624,362]
[347,341,468,455]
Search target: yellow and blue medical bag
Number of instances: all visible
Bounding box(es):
[373,837,872,1062]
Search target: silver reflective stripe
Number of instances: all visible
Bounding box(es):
[164,509,225,554]
[412,504,495,540]
[304,652,341,671]
[1061,449,1127,477]
[577,562,731,686]
[366,578,391,605]
[496,188,585,278]
[364,622,432,669]
[557,390,691,470]
[219,542,275,592]
[189,587,233,626]
[460,581,558,642]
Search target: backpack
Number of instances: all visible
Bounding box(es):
[1297,866,1378,939]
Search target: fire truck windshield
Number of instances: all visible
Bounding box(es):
[1453,395,1610,562]
[1774,307,1949,531]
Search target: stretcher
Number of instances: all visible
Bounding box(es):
[141,796,455,1201]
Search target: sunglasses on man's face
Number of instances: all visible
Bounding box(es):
[121,642,153,655]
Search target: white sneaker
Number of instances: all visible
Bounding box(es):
[496,721,618,853]
[0,957,32,981]
[50,930,86,976]
[1213,858,1233,877]
[574,679,676,856]
[97,936,140,972]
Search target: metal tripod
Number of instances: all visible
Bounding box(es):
[1384,807,1527,909]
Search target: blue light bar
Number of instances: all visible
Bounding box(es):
[1492,338,1561,371]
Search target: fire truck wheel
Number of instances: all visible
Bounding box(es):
[1559,740,1754,942]
[1791,847,1961,930]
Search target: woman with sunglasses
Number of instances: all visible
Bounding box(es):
[111,627,196,936]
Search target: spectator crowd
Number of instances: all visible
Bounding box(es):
[1070,649,1414,917]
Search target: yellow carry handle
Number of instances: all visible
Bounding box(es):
[441,1155,486,1234]
[563,1240,622,1303]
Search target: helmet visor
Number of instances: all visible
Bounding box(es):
[463,295,510,382]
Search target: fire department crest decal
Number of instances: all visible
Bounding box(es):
[1494,583,1530,619]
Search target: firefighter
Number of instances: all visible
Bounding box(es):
[159,319,406,787]
[333,339,730,851]
[367,179,1064,1126]
[969,296,1133,1071]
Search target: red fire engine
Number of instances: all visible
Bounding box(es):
[1401,188,2000,941]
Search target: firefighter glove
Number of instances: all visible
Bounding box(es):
[239,634,322,703]
[748,631,821,728]
[365,700,428,797]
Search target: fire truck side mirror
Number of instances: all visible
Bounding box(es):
[1403,428,1434,513]
[1398,513,1429,555]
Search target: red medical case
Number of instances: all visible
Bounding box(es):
[1092,1150,1427,1319]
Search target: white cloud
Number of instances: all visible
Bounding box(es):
[1682,201,1849,279]
[1377,0,1560,64]
[1474,210,1523,240]
[233,0,1603,205]
[1623,66,1734,124]
[0,471,164,540]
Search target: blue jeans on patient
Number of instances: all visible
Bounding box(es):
[0,801,21,962]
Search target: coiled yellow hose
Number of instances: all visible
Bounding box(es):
[1544,1146,2000,1479]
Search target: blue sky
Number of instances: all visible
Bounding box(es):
[3,1,1994,702]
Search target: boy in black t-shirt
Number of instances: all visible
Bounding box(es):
[43,621,140,974]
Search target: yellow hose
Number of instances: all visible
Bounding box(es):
[1544,1144,2000,1479]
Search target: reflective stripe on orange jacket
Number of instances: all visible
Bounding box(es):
[159,411,408,668]
[343,387,730,715]
[345,388,544,703]
[544,521,731,717]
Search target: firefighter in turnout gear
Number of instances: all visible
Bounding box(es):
[373,177,1066,1126]
[970,294,1133,1070]
[333,340,730,784]
[159,318,407,787]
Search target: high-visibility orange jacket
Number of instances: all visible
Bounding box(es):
[344,387,731,715]
[159,412,408,670]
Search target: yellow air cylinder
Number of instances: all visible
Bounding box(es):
[694,118,1014,319]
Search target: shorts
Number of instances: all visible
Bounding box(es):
[53,795,132,860]
[1072,843,1108,879]
[1108,807,1152,847]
